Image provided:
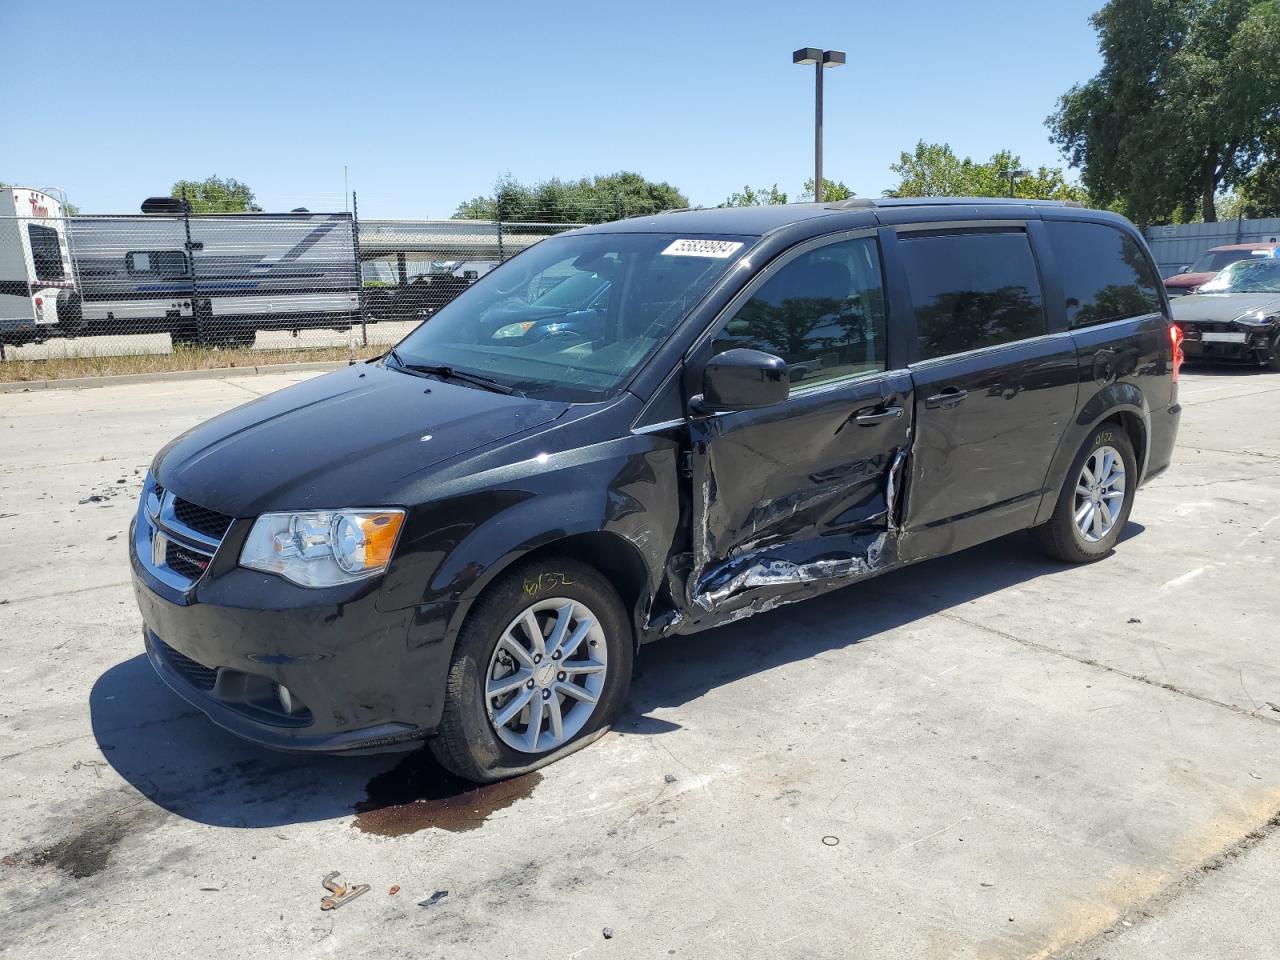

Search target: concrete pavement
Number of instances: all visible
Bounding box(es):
[0,367,1277,959]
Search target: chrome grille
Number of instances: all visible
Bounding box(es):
[165,539,212,579]
[136,474,231,590]
[172,497,233,540]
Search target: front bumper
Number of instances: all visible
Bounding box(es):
[1180,321,1279,362]
[130,494,457,754]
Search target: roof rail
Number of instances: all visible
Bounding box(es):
[824,198,878,210]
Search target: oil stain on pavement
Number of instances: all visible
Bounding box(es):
[354,749,542,837]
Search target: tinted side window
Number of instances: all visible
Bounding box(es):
[127,250,188,277]
[28,225,65,282]
[711,236,887,388]
[1046,221,1163,328]
[900,232,1045,361]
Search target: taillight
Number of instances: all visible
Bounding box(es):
[33,296,42,306]
[1170,322,1184,381]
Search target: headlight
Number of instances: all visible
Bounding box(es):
[493,320,536,338]
[240,509,405,587]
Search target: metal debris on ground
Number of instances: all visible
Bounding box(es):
[822,836,839,846]
[319,871,370,911]
[663,774,677,784]
[1127,617,1142,624]
[602,927,614,939]
[418,890,449,908]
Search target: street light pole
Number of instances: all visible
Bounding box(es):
[815,59,823,204]
[1006,167,1030,198]
[794,47,845,203]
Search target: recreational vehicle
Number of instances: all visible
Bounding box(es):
[67,212,361,348]
[0,188,78,346]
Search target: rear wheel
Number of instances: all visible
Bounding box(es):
[1033,426,1137,563]
[55,289,84,338]
[430,556,634,782]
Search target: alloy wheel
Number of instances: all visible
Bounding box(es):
[1073,445,1126,543]
[485,597,609,753]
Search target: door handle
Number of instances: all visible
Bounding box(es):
[925,387,968,409]
[854,404,904,424]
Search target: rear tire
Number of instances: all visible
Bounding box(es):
[1032,425,1137,564]
[430,556,634,783]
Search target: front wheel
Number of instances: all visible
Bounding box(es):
[1032,426,1137,563]
[430,557,634,782]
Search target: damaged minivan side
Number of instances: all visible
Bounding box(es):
[131,199,1181,781]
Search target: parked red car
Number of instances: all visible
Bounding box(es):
[1163,241,1279,296]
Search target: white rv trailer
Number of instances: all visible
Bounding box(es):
[0,188,78,346]
[67,213,360,347]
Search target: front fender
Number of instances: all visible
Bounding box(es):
[380,430,681,636]
[1032,381,1151,525]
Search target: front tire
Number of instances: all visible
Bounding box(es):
[430,556,634,782]
[1033,425,1137,564]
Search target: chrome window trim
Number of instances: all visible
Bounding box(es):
[907,329,1076,370]
[894,219,1029,233]
[632,418,686,436]
[1068,310,1166,334]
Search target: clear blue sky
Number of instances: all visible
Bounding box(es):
[1,0,1103,218]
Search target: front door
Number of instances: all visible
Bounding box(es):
[683,232,914,625]
[894,228,1079,558]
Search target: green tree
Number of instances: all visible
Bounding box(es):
[1236,157,1280,217]
[170,176,262,213]
[453,195,498,219]
[884,141,1088,202]
[453,171,687,223]
[723,184,788,206]
[1048,0,1280,223]
[799,177,854,202]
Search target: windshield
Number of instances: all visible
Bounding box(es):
[1197,258,1280,294]
[1189,249,1270,273]
[391,231,754,401]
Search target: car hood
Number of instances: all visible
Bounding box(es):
[1164,271,1215,289]
[1171,292,1280,324]
[153,363,568,516]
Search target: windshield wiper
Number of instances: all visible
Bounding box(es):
[386,350,522,396]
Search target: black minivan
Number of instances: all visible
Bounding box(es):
[131,199,1182,781]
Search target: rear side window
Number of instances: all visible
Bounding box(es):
[710,235,888,388]
[127,250,188,277]
[1046,221,1163,328]
[899,232,1045,361]
[28,225,65,282]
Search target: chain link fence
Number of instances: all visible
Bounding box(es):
[0,204,583,369]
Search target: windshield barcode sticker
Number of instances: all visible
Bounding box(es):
[661,238,744,259]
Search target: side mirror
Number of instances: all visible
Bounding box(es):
[697,348,789,413]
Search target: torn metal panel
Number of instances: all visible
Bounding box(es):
[680,419,913,625]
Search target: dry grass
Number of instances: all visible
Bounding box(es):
[0,344,388,383]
